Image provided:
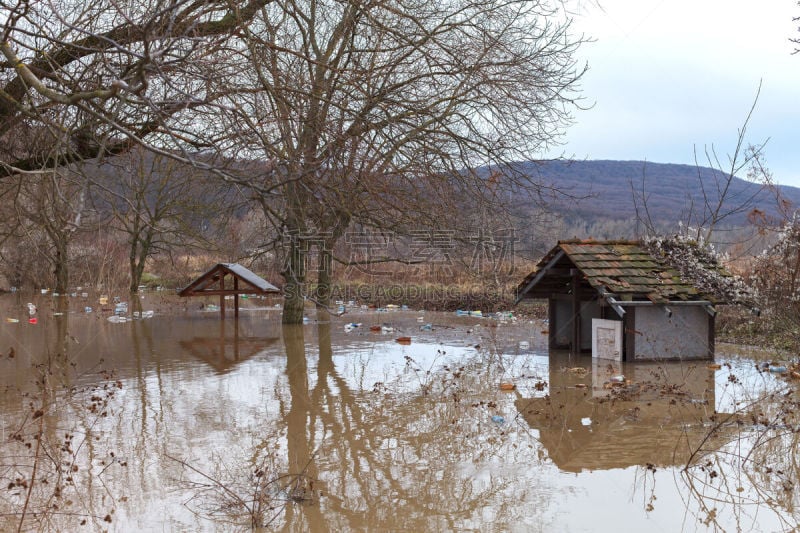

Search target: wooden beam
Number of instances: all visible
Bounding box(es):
[179,289,272,296]
[571,268,580,355]
[514,250,566,304]
[234,277,239,319]
[220,273,225,318]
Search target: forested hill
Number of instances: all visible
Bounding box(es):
[512,159,800,226]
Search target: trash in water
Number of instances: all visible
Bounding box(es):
[469,310,483,317]
[499,382,516,391]
[381,325,394,333]
[40,289,48,294]
[302,316,310,324]
[395,336,412,345]
[455,310,470,317]
[99,295,109,305]
[609,375,626,383]
[114,303,128,316]
[5,318,19,323]
[581,417,592,426]
[419,323,433,331]
[416,316,425,323]
[81,292,88,298]
[107,315,127,323]
[491,415,505,424]
[519,341,530,349]
[769,366,788,373]
[707,363,722,370]
[344,322,362,332]
[84,306,93,313]
[401,305,409,310]
[28,317,38,324]
[26,303,36,316]
[370,325,382,332]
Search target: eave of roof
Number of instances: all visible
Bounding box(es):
[516,240,728,304]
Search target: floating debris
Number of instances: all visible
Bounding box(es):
[566,367,588,375]
[499,382,516,391]
[395,336,411,345]
[491,415,505,424]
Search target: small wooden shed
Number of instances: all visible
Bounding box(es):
[515,240,731,361]
[178,263,280,318]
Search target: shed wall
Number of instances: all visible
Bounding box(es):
[549,297,601,351]
[632,306,710,360]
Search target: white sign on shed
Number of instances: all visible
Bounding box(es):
[592,318,622,361]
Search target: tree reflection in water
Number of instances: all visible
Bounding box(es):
[7,305,800,531]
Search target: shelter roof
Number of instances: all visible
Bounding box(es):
[178,263,280,296]
[516,239,732,304]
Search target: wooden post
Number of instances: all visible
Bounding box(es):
[571,268,580,354]
[220,273,226,318]
[234,277,239,319]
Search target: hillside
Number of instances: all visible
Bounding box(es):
[511,159,799,226]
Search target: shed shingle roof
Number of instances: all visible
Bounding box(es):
[517,239,730,304]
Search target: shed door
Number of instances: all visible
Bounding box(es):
[592,318,622,360]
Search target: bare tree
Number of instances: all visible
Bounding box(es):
[208,0,587,323]
[631,85,774,249]
[0,142,97,293]
[91,148,241,293]
[0,0,273,177]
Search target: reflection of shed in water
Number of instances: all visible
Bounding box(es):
[515,240,732,360]
[180,325,279,373]
[516,354,720,472]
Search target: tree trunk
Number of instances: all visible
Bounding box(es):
[316,247,333,310]
[53,244,69,294]
[282,237,306,324]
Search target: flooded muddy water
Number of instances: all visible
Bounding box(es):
[1,293,799,532]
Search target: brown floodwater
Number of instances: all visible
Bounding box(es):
[0,292,798,532]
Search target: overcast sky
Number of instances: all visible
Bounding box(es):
[553,1,800,187]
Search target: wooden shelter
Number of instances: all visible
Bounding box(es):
[515,240,732,361]
[178,263,280,318]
